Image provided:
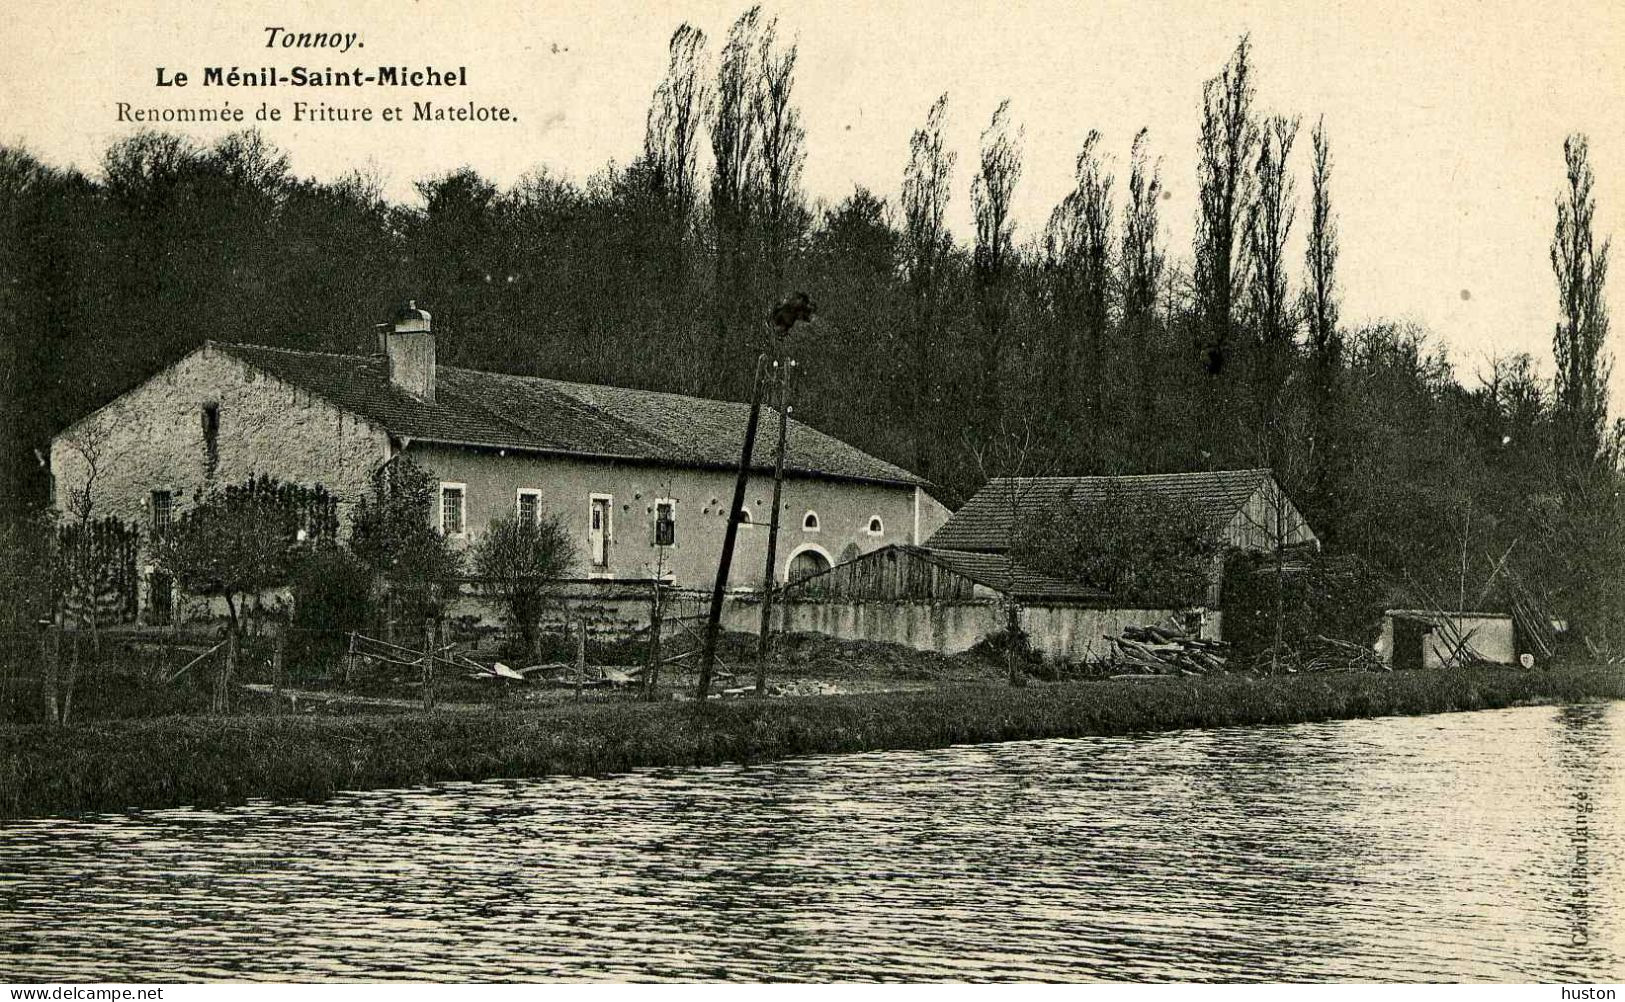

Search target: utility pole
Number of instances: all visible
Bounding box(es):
[697,294,816,702]
[696,352,769,701]
[755,345,794,694]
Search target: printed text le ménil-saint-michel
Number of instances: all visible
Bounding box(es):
[118,26,517,124]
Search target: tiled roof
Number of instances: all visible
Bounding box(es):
[211,342,923,486]
[925,469,1273,552]
[908,547,1111,600]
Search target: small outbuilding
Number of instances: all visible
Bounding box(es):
[1376,609,1518,669]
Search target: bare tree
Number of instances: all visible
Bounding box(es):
[1246,112,1300,453]
[964,415,1052,686]
[900,93,956,476]
[1551,133,1612,472]
[55,425,124,656]
[1300,118,1346,536]
[1549,132,1618,649]
[971,100,1024,428]
[1043,131,1114,441]
[472,513,575,662]
[1121,129,1166,437]
[709,6,764,384]
[752,13,805,288]
[1193,36,1260,378]
[1302,117,1339,367]
[644,23,709,217]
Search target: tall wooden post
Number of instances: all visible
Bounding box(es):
[41,624,59,726]
[755,348,793,694]
[696,353,769,701]
[221,626,239,715]
[63,631,80,725]
[575,617,587,703]
[272,630,285,715]
[420,620,436,712]
[645,578,664,701]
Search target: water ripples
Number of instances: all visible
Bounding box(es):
[2,702,1622,981]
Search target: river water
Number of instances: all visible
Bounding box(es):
[2,701,1622,982]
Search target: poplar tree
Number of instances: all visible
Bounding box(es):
[1121,129,1166,445]
[1551,133,1612,472]
[900,93,956,476]
[970,100,1023,431]
[1192,36,1259,380]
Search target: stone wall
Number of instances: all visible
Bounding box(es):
[50,343,389,556]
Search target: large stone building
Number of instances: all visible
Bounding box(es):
[49,305,950,619]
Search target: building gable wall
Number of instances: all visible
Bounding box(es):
[1222,480,1320,551]
[49,344,390,536]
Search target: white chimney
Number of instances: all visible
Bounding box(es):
[385,300,435,402]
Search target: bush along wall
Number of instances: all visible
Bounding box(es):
[1221,549,1387,659]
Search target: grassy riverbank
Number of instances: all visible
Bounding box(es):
[3,664,1620,819]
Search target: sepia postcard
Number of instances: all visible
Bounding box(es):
[1,0,1622,988]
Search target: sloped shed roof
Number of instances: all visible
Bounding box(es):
[926,469,1275,552]
[911,547,1112,600]
[212,342,924,487]
[781,544,1111,602]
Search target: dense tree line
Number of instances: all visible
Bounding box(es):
[2,20,1620,645]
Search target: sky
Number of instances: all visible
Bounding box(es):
[7,0,1625,405]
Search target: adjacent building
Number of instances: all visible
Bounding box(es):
[925,469,1319,559]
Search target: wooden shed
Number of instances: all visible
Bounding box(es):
[758,545,1204,663]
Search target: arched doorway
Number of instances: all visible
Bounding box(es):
[786,545,832,583]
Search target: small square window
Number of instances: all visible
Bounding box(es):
[440,484,466,535]
[517,489,540,525]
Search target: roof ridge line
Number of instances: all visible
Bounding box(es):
[989,468,1271,482]
[212,340,370,362]
[440,363,756,409]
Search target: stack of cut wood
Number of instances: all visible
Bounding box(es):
[1104,625,1229,677]
[1275,636,1387,674]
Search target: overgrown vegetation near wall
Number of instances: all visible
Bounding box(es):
[1220,551,1387,659]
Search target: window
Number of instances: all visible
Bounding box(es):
[516,489,541,525]
[655,499,676,546]
[151,490,173,533]
[201,403,220,476]
[867,516,884,536]
[802,510,820,531]
[589,494,613,568]
[440,483,466,535]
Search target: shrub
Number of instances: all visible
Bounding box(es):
[472,514,574,659]
[1221,549,1386,659]
[289,547,376,671]
[1011,484,1223,605]
[349,458,462,626]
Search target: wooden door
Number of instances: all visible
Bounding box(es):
[590,497,611,567]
